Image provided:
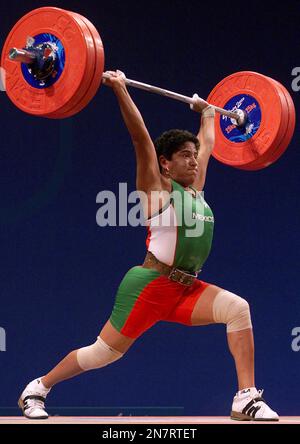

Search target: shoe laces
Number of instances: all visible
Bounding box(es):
[25,397,45,411]
[252,389,266,404]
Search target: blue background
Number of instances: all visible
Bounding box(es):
[0,0,299,416]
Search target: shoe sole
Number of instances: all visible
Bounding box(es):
[18,396,49,420]
[231,411,279,421]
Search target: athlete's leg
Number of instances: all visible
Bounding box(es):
[19,267,163,419]
[18,321,136,419]
[191,284,278,420]
[191,284,254,390]
[42,320,135,389]
[99,319,136,352]
[26,267,159,394]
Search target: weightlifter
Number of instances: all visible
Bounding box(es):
[19,70,279,421]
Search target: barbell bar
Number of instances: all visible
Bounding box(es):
[101,72,246,124]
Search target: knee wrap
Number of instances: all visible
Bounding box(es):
[76,336,123,371]
[212,290,252,333]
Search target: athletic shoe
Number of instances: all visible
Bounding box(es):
[231,387,279,421]
[18,377,50,419]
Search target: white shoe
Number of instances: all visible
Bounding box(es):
[18,377,50,419]
[231,387,279,421]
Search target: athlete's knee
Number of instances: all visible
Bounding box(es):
[212,290,252,333]
[76,336,123,371]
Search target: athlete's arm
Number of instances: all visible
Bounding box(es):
[103,71,162,193]
[190,95,216,191]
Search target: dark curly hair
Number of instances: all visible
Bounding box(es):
[154,129,199,171]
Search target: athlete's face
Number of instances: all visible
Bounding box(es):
[162,142,199,187]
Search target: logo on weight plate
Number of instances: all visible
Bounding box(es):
[220,94,261,143]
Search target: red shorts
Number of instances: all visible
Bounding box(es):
[110,266,210,338]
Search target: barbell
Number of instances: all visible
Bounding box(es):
[0,7,296,170]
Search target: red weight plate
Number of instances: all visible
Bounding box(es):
[45,11,96,118]
[241,77,295,170]
[239,77,289,170]
[46,11,104,119]
[263,78,295,165]
[60,12,104,118]
[1,7,90,116]
[207,71,286,169]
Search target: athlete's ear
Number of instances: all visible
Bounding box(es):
[159,155,169,170]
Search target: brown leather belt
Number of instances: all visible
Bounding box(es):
[142,251,199,286]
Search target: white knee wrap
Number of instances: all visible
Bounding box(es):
[212,290,252,333]
[76,336,123,371]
